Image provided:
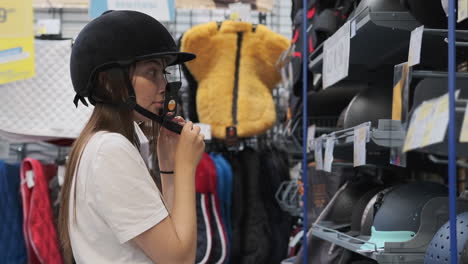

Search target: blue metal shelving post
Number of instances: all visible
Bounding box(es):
[448,0,458,263]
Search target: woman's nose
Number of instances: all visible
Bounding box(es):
[157,79,167,94]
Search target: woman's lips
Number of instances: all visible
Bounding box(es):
[153,101,164,108]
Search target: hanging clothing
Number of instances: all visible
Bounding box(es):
[180,21,290,139]
[259,147,293,264]
[68,132,168,264]
[20,158,63,264]
[224,153,244,263]
[195,153,229,264]
[0,161,27,264]
[227,148,271,264]
[211,153,233,260]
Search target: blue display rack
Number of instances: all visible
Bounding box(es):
[300,0,463,263]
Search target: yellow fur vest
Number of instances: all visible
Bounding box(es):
[181,21,290,139]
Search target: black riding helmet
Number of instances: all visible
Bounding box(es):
[70,10,196,133]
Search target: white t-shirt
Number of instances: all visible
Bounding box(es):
[69,130,168,264]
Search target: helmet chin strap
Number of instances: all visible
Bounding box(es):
[134,104,183,134]
[122,67,183,134]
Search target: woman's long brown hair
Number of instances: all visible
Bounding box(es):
[58,67,162,263]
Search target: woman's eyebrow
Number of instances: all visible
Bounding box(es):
[143,60,163,67]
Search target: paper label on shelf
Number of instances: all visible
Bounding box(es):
[403,92,458,152]
[323,137,335,172]
[322,21,351,88]
[350,19,356,38]
[404,101,434,152]
[353,125,368,167]
[26,170,35,188]
[307,125,316,152]
[0,137,10,159]
[408,25,424,67]
[314,136,324,170]
[459,0,468,23]
[460,103,468,142]
[442,0,449,16]
[195,123,212,141]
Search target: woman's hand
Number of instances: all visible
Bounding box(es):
[175,122,205,174]
[157,116,185,171]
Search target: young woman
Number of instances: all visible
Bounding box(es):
[58,10,204,264]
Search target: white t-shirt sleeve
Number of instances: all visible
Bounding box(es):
[88,133,168,244]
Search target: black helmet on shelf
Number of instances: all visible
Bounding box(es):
[359,186,396,236]
[348,0,407,20]
[360,182,448,250]
[326,176,381,225]
[401,0,468,30]
[343,83,393,129]
[70,10,195,133]
[349,186,386,236]
[424,211,468,264]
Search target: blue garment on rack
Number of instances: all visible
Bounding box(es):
[216,154,233,246]
[210,153,233,263]
[0,160,27,264]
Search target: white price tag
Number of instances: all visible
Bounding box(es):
[229,3,252,22]
[307,125,316,152]
[289,162,302,181]
[57,165,66,187]
[314,137,324,170]
[441,0,449,16]
[26,170,35,189]
[403,92,458,151]
[196,123,212,141]
[408,26,424,67]
[322,21,351,88]
[0,137,10,159]
[460,103,468,142]
[354,126,368,167]
[35,19,61,36]
[459,0,468,23]
[323,137,335,172]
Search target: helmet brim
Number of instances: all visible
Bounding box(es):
[135,51,196,66]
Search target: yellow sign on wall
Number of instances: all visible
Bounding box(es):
[0,0,35,85]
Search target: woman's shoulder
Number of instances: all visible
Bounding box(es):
[87,131,139,159]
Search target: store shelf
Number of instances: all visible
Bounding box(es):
[310,198,468,264]
[406,100,468,159]
[308,11,468,86]
[403,70,468,159]
[308,7,420,75]
[317,120,405,166]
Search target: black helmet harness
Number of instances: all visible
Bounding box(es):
[74,62,184,134]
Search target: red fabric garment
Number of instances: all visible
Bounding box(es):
[196,153,229,263]
[20,158,63,264]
